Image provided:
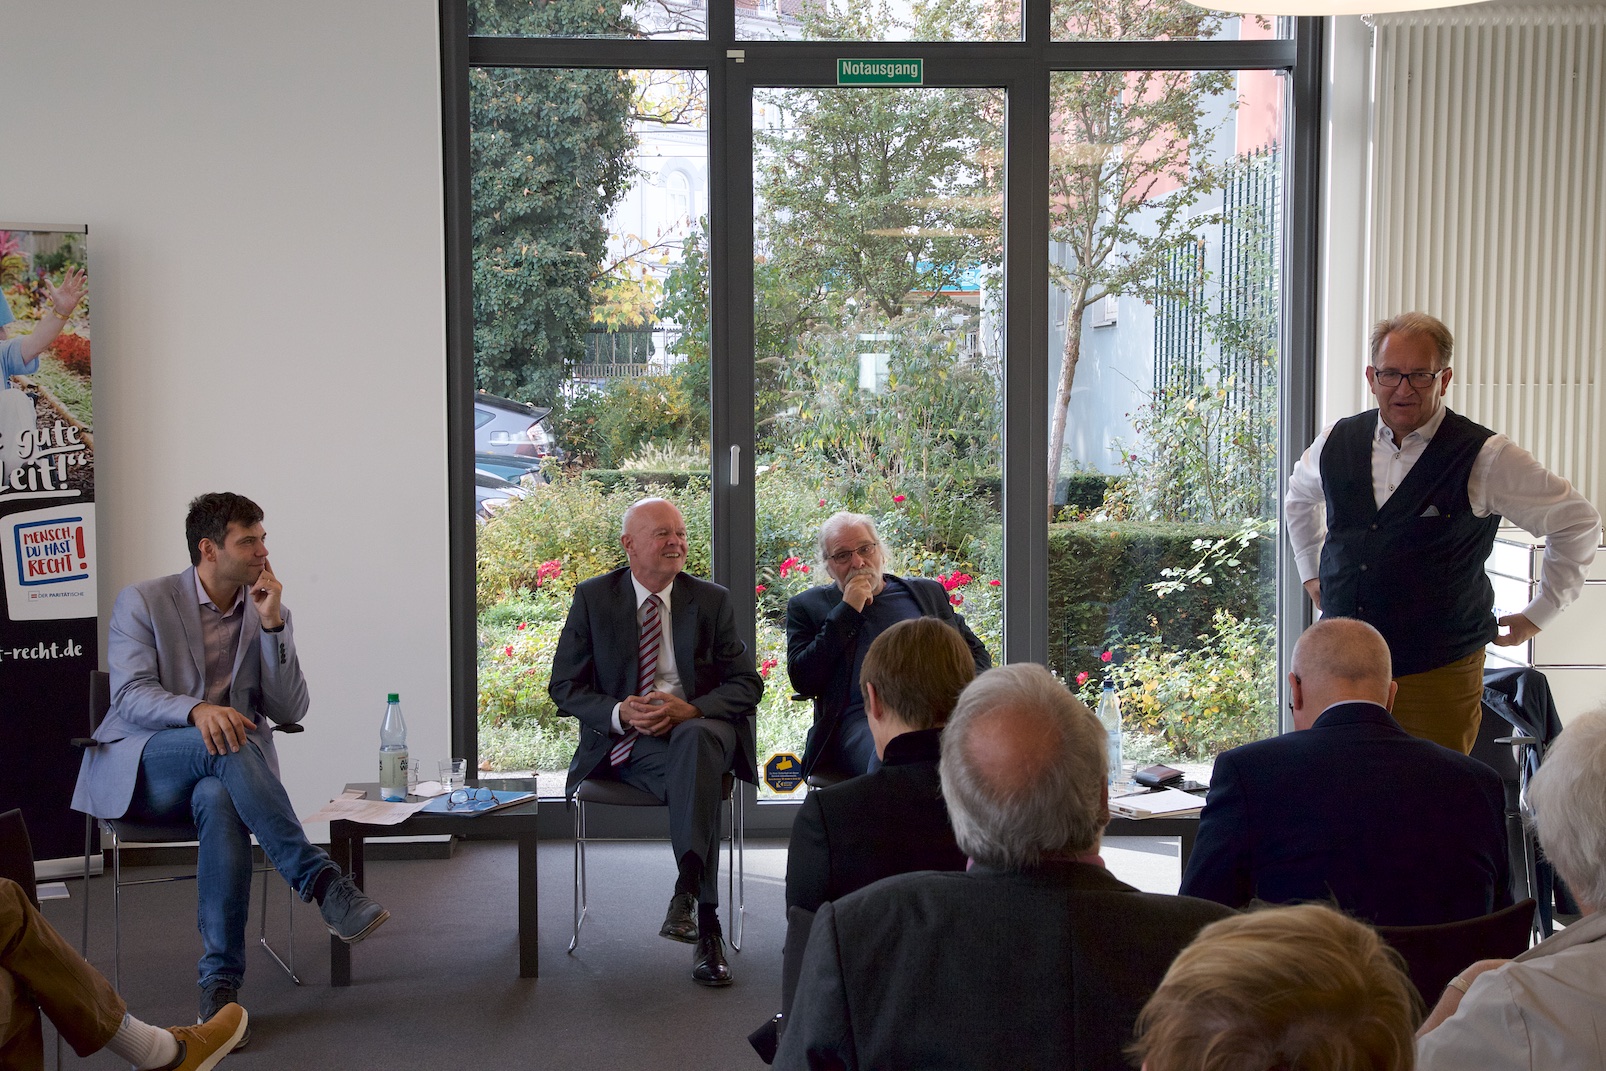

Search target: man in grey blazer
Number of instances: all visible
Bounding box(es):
[775,663,1233,1071]
[72,493,386,1036]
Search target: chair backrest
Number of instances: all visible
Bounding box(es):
[0,808,39,907]
[1377,897,1537,1008]
[89,668,111,732]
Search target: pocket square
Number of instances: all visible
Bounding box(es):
[1419,505,1441,517]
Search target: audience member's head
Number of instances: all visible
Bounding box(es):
[860,618,976,755]
[939,663,1106,869]
[1132,903,1419,1071]
[1528,706,1606,913]
[1288,618,1396,729]
[185,492,264,566]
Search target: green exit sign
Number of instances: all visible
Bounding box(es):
[836,58,923,86]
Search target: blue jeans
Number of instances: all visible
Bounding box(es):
[125,727,336,991]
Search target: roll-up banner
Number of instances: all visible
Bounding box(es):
[0,224,97,867]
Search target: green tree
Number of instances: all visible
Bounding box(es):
[469,0,636,403]
[1044,2,1239,507]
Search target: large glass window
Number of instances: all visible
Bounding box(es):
[449,1,1313,810]
[1045,66,1286,783]
[472,63,710,793]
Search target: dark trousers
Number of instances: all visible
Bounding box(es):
[616,718,738,904]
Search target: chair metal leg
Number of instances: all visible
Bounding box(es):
[109,825,123,992]
[727,788,745,951]
[569,800,587,953]
[256,866,301,985]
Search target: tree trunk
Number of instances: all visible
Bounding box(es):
[1047,289,1089,515]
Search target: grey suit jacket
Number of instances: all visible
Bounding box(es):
[71,567,310,819]
[775,860,1234,1071]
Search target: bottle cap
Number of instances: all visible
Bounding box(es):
[387,693,400,702]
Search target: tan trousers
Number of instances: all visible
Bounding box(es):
[1390,649,1486,754]
[0,878,124,1071]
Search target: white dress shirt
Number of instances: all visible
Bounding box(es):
[609,574,686,734]
[1285,406,1601,628]
[1416,910,1606,1071]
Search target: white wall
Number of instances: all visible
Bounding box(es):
[0,1,450,836]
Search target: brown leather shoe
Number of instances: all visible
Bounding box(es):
[692,930,733,987]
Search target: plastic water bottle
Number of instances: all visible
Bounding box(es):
[379,693,409,801]
[1097,679,1123,786]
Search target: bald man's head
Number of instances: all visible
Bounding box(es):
[1289,619,1395,728]
[940,664,1109,868]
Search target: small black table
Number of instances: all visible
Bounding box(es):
[328,782,540,985]
[1105,815,1201,873]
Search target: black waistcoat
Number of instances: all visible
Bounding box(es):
[1318,409,1501,676]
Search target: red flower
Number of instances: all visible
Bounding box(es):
[818,499,826,507]
[755,584,767,594]
[516,622,527,630]
[780,556,801,578]
[1100,650,1113,663]
[1076,671,1089,686]
[939,572,974,592]
[800,565,809,573]
[537,559,562,580]
[988,579,1001,587]
[504,645,514,657]
[950,593,964,606]
[893,494,906,503]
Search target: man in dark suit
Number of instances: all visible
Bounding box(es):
[785,616,972,915]
[1179,617,1511,926]
[775,663,1233,1071]
[786,511,990,779]
[549,497,763,986]
[70,492,387,1036]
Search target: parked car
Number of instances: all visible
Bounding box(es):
[474,452,548,486]
[475,469,528,521]
[475,392,562,460]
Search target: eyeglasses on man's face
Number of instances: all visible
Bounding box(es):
[826,541,880,567]
[1371,367,1446,389]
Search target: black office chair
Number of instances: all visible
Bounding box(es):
[569,772,745,952]
[793,695,853,790]
[1377,897,1537,1016]
[73,670,303,988]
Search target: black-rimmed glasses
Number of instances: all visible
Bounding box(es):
[825,541,879,566]
[1372,367,1446,389]
[447,787,495,810]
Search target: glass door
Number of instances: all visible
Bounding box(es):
[734,70,1007,800]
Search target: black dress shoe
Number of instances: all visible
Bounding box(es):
[660,891,699,943]
[692,931,733,987]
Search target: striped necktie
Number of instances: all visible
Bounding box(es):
[609,593,662,767]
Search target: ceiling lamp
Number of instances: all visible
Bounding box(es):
[1192,0,1493,14]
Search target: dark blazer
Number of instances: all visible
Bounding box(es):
[775,861,1234,1071]
[785,727,966,915]
[1179,701,1512,926]
[549,566,763,795]
[786,576,990,775]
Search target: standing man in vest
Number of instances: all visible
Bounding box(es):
[1286,313,1600,753]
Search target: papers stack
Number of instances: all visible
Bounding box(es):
[1109,787,1207,820]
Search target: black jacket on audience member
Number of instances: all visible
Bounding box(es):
[784,727,967,915]
[1180,701,1512,926]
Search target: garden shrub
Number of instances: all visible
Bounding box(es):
[1047,519,1273,687]
[49,333,91,376]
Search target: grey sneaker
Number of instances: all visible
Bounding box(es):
[198,983,249,1050]
[319,874,391,944]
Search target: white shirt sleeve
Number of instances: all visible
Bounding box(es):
[1416,970,1532,1071]
[1470,436,1602,628]
[1284,424,1335,583]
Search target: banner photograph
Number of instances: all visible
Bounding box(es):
[0,223,97,864]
